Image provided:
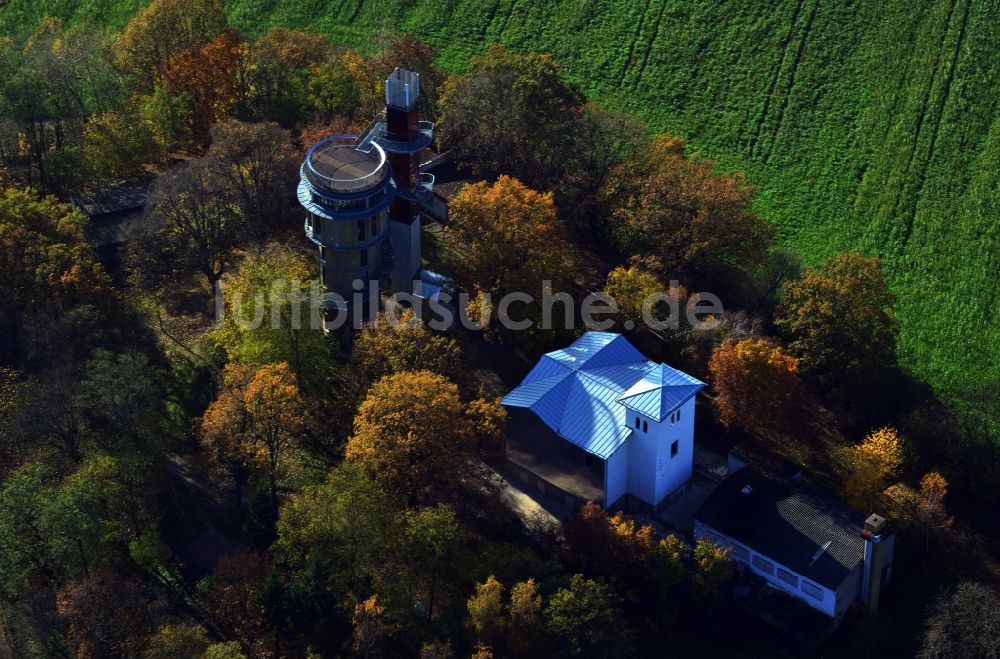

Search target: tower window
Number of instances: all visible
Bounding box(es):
[370,217,378,237]
[634,417,640,429]
[360,249,368,267]
[671,440,679,457]
[642,421,648,433]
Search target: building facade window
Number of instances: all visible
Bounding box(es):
[671,440,679,457]
[357,220,366,241]
[751,555,775,575]
[777,568,798,588]
[730,546,749,562]
[635,417,640,429]
[642,420,648,433]
[801,581,823,600]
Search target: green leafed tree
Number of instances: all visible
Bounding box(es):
[211,245,336,394]
[467,575,505,647]
[146,159,241,291]
[273,462,398,595]
[437,44,583,190]
[204,119,298,236]
[545,574,626,658]
[396,503,469,622]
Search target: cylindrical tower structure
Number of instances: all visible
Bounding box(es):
[375,68,434,294]
[299,67,432,328]
[298,136,395,320]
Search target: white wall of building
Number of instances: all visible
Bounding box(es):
[626,396,697,506]
[655,396,696,503]
[626,418,656,505]
[694,520,839,618]
[604,443,629,509]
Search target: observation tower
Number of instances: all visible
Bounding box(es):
[298,67,434,326]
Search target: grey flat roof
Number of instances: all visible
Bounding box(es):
[695,468,867,590]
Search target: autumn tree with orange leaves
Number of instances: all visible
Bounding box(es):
[605,135,774,283]
[884,471,954,553]
[0,189,145,368]
[448,176,579,342]
[345,370,504,504]
[162,29,243,142]
[709,337,803,435]
[775,251,897,396]
[201,362,311,507]
[564,502,686,597]
[842,426,904,513]
[449,176,571,293]
[602,264,664,330]
[116,0,229,90]
[352,309,464,385]
[352,594,388,657]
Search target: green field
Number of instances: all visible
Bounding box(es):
[3,0,998,398]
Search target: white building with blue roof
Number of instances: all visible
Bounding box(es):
[501,331,705,512]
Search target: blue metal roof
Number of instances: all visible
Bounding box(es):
[501,332,705,459]
[617,363,705,422]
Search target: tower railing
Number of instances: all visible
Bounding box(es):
[395,172,435,203]
[304,136,389,194]
[374,121,434,154]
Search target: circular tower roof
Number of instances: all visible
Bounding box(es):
[304,137,389,195]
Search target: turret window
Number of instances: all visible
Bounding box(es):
[671,440,679,457]
[642,420,648,433]
[634,417,640,429]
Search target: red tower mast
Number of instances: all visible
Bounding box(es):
[378,68,433,294]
